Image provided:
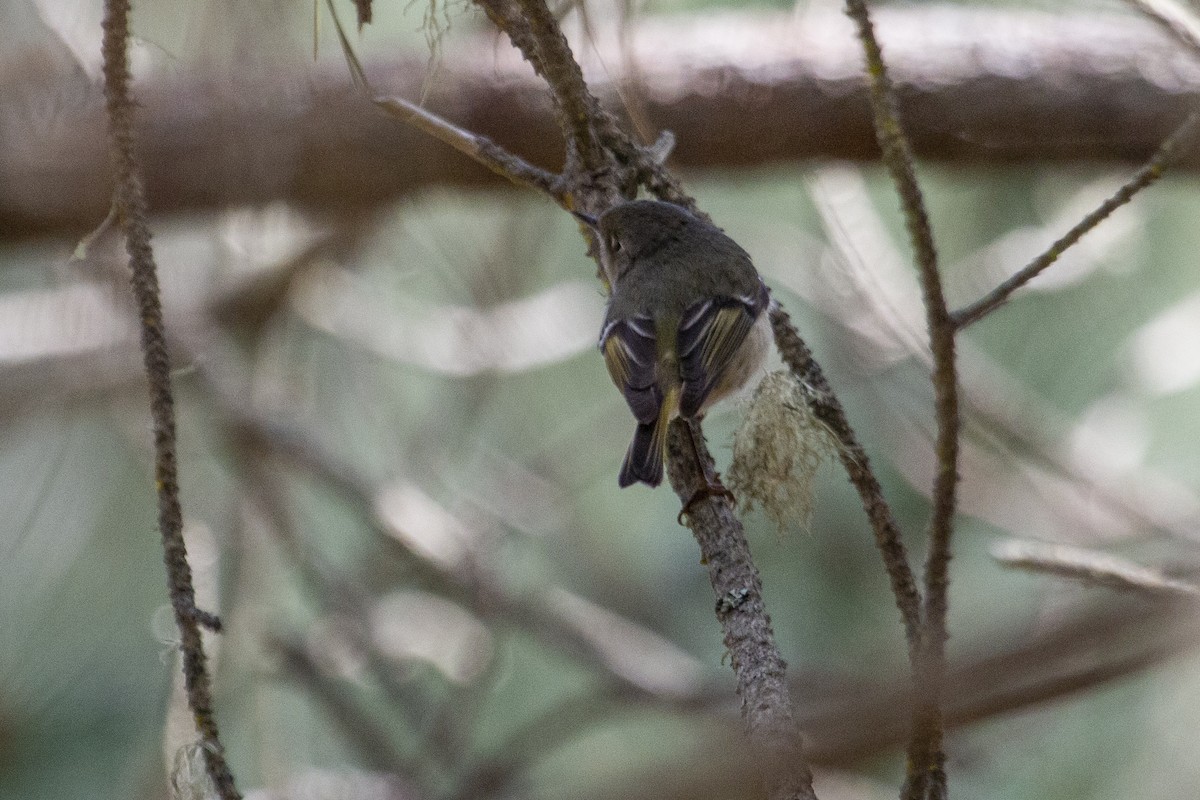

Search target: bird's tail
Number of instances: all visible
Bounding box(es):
[618,388,676,488]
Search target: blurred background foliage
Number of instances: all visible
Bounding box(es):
[4,0,1200,799]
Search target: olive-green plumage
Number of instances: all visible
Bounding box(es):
[592,200,771,488]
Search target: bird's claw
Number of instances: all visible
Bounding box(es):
[677,476,737,524]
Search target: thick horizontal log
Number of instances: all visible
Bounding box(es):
[3,6,1199,241]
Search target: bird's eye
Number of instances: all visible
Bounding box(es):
[608,234,621,253]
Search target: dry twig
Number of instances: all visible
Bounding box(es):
[992,541,1200,597]
[374,95,562,197]
[100,0,239,797]
[768,306,922,647]
[952,111,1200,328]
[844,1,957,797]
[954,0,1200,328]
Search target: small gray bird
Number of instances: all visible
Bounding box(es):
[581,200,771,488]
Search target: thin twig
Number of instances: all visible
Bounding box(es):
[952,110,1200,329]
[100,1,239,797]
[666,421,819,800]
[992,540,1200,598]
[322,0,564,201]
[844,1,958,797]
[374,95,562,196]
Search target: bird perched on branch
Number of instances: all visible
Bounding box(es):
[577,200,771,491]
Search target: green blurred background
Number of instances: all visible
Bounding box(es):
[4,0,1200,799]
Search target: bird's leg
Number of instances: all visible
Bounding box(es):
[678,417,736,524]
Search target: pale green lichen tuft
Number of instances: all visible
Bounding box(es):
[169,742,217,800]
[727,370,838,536]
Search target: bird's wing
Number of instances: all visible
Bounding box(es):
[599,314,661,425]
[677,281,769,418]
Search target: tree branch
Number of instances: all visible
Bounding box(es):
[509,0,606,173]
[952,110,1200,328]
[9,7,1200,241]
[665,421,818,800]
[768,305,922,649]
[845,1,957,797]
[953,0,1200,328]
[373,94,562,197]
[100,1,239,797]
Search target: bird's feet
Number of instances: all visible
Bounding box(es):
[678,475,737,524]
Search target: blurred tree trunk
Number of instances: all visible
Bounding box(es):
[3,6,1197,241]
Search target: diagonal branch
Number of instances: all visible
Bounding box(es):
[374,95,562,197]
[511,0,605,172]
[953,0,1200,329]
[324,0,564,203]
[952,110,1200,329]
[475,0,607,180]
[954,0,1200,330]
[768,306,922,647]
[473,0,546,75]
[472,0,688,209]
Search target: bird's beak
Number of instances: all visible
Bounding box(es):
[571,210,599,229]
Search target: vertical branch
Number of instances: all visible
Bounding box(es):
[843,2,959,798]
[666,422,818,800]
[100,2,240,798]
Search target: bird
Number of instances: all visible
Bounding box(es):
[578,199,771,490]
